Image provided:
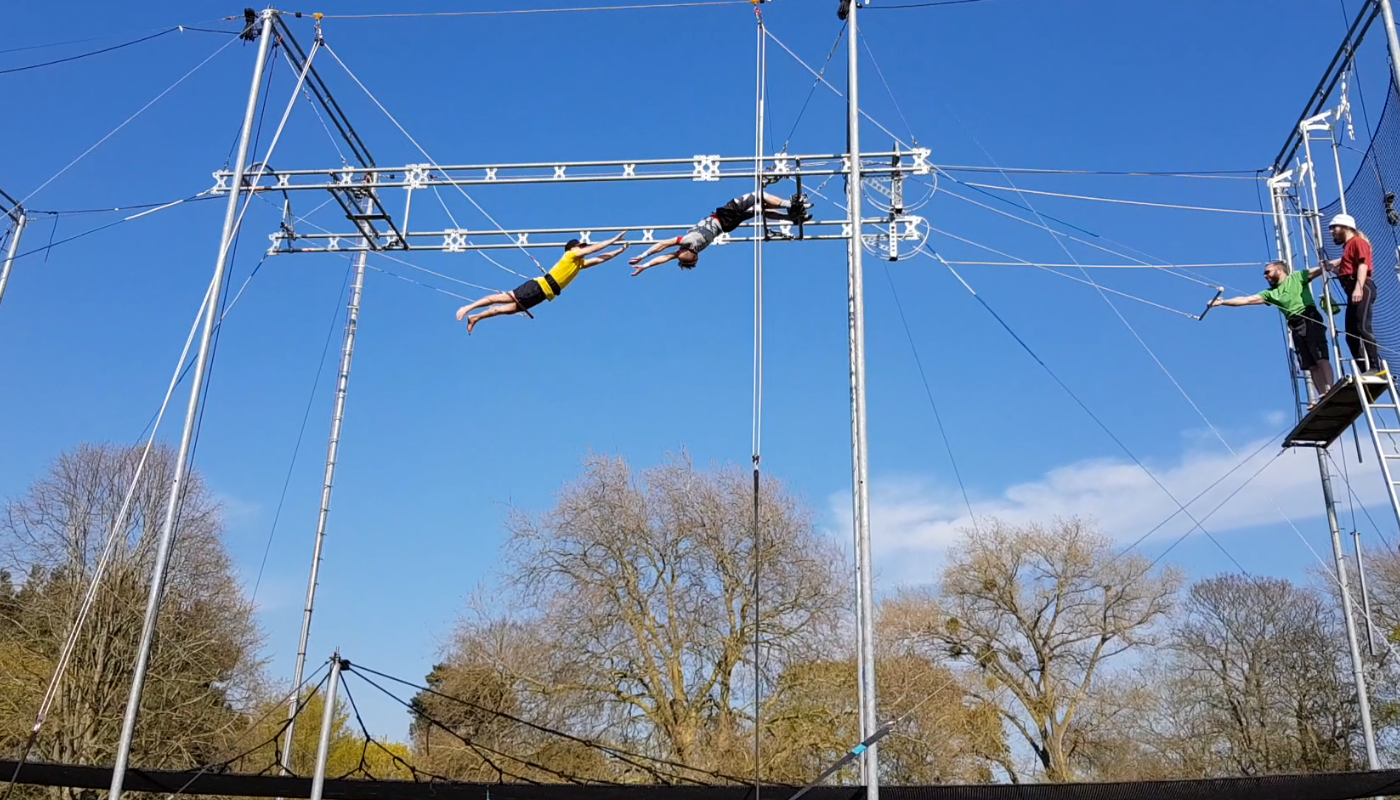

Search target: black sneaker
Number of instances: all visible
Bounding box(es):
[788,193,813,223]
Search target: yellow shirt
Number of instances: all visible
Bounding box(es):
[536,250,585,300]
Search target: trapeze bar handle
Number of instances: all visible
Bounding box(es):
[1195,286,1225,321]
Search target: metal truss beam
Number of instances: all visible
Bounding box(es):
[268,216,929,254]
[213,149,930,193]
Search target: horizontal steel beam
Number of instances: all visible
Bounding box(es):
[214,149,930,193]
[268,217,927,255]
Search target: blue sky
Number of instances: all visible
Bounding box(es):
[3,0,1399,745]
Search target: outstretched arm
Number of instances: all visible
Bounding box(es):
[583,243,629,268]
[1308,266,1325,280]
[1210,294,1266,308]
[629,237,676,266]
[575,231,625,258]
[631,252,677,275]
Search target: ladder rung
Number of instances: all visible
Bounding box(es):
[1376,428,1400,435]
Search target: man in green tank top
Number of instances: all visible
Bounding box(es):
[1210,260,1334,398]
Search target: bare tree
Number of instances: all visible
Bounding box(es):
[415,453,1016,785]
[888,517,1180,782]
[498,451,847,775]
[0,443,263,780]
[1160,574,1360,776]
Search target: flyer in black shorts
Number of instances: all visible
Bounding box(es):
[512,278,547,311]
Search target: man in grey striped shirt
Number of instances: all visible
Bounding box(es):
[629,191,812,275]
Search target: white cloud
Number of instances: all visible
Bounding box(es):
[211,491,263,524]
[828,433,1395,586]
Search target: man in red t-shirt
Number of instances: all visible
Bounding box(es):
[1327,213,1382,375]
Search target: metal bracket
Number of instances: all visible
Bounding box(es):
[1300,110,1335,134]
[405,164,431,189]
[911,147,931,175]
[692,155,721,181]
[860,214,929,261]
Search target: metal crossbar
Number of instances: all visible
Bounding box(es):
[266,217,931,254]
[213,149,930,193]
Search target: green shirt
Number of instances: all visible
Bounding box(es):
[1258,271,1316,318]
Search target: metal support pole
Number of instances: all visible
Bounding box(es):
[1317,451,1380,769]
[1301,130,1348,376]
[1270,175,1311,415]
[1279,171,1380,745]
[309,654,344,800]
[0,208,27,314]
[1269,175,1295,268]
[1330,133,1350,217]
[752,10,766,795]
[280,192,374,777]
[1379,0,1400,94]
[845,1,879,796]
[1353,529,1379,656]
[106,10,275,800]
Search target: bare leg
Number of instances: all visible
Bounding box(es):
[457,291,514,322]
[1311,361,1335,397]
[466,301,522,334]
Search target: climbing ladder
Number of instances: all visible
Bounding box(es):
[1359,367,1400,517]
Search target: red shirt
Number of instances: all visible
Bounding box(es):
[1337,236,1373,282]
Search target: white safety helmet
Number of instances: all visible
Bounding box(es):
[1330,213,1358,230]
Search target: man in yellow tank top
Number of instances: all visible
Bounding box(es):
[455,232,627,334]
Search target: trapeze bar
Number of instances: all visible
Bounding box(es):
[212,149,931,193]
[267,217,918,254]
[1284,374,1391,447]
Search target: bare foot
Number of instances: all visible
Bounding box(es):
[456,304,471,322]
[466,314,479,335]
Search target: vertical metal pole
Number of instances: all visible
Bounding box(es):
[1270,176,1309,416]
[1330,132,1350,217]
[281,192,374,777]
[1318,452,1380,769]
[1285,167,1380,746]
[1270,177,1295,269]
[845,1,879,795]
[1378,0,1400,94]
[309,654,344,800]
[1352,529,1379,656]
[0,208,27,314]
[107,11,275,800]
[1301,132,1348,376]
[752,10,765,796]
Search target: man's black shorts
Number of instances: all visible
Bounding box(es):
[713,193,759,233]
[1288,305,1330,370]
[512,278,547,311]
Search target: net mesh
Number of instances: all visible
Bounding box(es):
[1317,81,1400,365]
